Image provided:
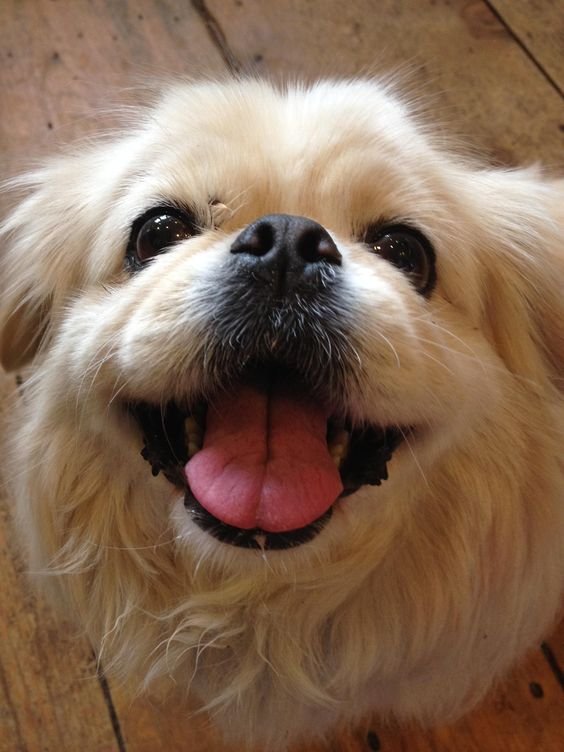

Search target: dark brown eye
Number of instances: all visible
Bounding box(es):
[127,207,196,268]
[364,224,436,295]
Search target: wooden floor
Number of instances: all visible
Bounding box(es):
[0,1,563,750]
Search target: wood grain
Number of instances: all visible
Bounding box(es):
[0,374,118,752]
[0,0,224,183]
[206,0,564,166]
[543,618,564,687]
[109,688,225,752]
[490,0,564,94]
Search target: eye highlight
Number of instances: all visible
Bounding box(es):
[126,205,197,269]
[364,224,436,295]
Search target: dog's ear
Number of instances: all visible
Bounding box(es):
[473,170,564,393]
[0,144,131,371]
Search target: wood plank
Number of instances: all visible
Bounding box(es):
[0,372,119,752]
[543,618,564,686]
[490,0,564,94]
[206,0,564,166]
[109,687,225,751]
[0,0,225,183]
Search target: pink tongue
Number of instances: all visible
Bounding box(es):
[184,380,343,533]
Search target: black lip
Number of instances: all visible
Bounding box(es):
[128,386,405,551]
[184,487,333,550]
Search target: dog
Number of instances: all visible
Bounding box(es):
[1,78,563,751]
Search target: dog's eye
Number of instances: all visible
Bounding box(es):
[364,224,436,295]
[127,207,196,267]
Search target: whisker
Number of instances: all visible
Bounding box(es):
[400,425,430,489]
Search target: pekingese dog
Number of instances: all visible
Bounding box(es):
[1,78,563,751]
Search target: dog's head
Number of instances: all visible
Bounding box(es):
[2,79,563,746]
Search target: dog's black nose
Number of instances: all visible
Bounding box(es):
[230,214,341,293]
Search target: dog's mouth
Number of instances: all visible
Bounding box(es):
[128,365,405,550]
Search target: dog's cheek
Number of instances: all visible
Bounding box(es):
[59,246,224,402]
[340,258,432,418]
[345,262,506,430]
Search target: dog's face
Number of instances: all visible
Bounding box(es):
[2,80,563,749]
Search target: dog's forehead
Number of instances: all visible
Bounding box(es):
[140,80,437,227]
[155,79,414,150]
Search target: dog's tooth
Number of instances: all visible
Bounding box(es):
[329,428,349,450]
[185,416,202,441]
[328,428,350,468]
[188,441,201,458]
[185,415,201,437]
[331,446,346,467]
[254,533,267,549]
[185,416,203,458]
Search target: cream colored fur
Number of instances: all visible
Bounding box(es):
[1,79,563,751]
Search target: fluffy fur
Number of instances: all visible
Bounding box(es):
[1,78,563,751]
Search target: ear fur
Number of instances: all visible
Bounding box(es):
[0,142,135,371]
[472,170,564,393]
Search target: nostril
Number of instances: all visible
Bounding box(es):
[230,220,275,257]
[230,213,342,276]
[296,228,342,266]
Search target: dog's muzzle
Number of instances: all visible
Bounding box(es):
[129,213,407,551]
